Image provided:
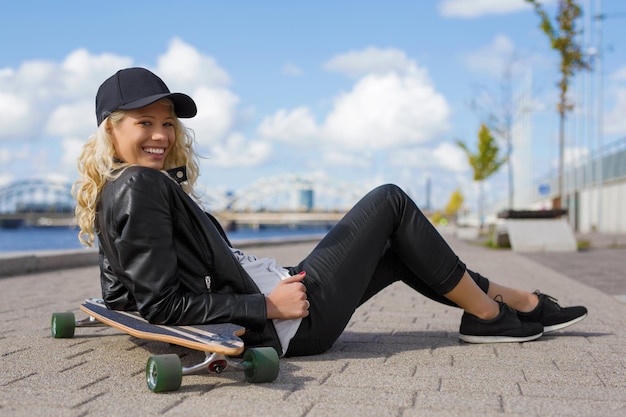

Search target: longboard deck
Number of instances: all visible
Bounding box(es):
[80,299,245,356]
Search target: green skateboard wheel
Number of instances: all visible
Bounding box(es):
[51,312,76,338]
[243,347,279,383]
[146,354,183,392]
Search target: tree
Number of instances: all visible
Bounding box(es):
[444,189,464,222]
[525,0,591,208]
[469,53,525,210]
[457,124,506,230]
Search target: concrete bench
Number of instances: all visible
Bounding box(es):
[494,210,577,252]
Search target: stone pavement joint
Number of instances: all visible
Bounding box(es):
[1,235,625,417]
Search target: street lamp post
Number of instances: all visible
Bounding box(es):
[594,0,604,232]
[592,5,626,232]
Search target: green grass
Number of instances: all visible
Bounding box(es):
[576,239,591,251]
[483,238,511,250]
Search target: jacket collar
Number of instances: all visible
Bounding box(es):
[166,166,188,184]
[112,158,188,185]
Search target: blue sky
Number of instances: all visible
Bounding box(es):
[1,0,625,212]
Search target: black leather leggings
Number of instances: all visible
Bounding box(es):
[285,184,489,356]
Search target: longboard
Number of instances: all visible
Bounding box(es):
[79,298,245,355]
[51,298,279,392]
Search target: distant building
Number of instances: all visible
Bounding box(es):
[530,137,626,233]
[299,189,314,211]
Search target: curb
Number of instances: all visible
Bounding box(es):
[0,234,325,278]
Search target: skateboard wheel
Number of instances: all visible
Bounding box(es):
[243,347,279,383]
[146,354,183,393]
[51,312,76,338]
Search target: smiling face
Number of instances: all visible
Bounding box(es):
[108,101,176,170]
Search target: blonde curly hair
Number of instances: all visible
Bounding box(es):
[72,99,200,247]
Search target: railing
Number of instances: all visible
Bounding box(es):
[0,210,347,229]
[531,136,626,201]
[213,211,346,230]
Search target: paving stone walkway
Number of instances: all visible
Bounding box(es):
[1,234,624,416]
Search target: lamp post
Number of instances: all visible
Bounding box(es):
[592,5,626,232]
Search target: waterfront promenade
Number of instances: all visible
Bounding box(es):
[1,230,625,416]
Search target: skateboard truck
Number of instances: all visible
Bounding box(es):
[144,348,277,392]
[51,304,279,393]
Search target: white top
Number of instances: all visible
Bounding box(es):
[230,247,302,356]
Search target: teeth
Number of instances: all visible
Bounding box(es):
[144,147,164,154]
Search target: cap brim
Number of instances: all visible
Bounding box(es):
[118,92,197,118]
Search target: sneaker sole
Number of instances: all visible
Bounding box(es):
[459,331,543,344]
[543,313,587,333]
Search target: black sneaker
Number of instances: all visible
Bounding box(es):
[459,300,544,343]
[517,291,588,333]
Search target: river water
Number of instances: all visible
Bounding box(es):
[0,225,330,253]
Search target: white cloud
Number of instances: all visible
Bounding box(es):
[145,38,243,150]
[260,48,450,152]
[322,71,449,150]
[11,60,57,99]
[0,174,11,187]
[323,47,416,78]
[389,147,435,168]
[0,50,131,142]
[0,40,468,196]
[389,142,469,173]
[0,147,12,165]
[563,146,590,167]
[322,150,372,168]
[433,142,470,173]
[257,107,317,143]
[44,100,94,139]
[0,38,255,184]
[0,92,31,138]
[61,137,85,173]
[281,62,304,77]
[156,38,231,91]
[0,144,52,185]
[464,34,517,78]
[60,48,133,98]
[610,67,626,82]
[438,0,555,18]
[207,133,272,168]
[185,86,239,146]
[604,88,626,135]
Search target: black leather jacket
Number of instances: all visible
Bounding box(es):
[96,165,282,353]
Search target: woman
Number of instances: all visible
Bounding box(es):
[73,67,587,357]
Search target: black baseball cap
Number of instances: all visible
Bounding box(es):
[95,67,197,126]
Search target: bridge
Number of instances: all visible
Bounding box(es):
[0,174,366,228]
[0,179,75,227]
[213,210,347,231]
[198,173,368,212]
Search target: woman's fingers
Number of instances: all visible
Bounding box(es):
[266,271,310,319]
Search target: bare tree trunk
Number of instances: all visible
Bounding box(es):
[557,114,565,209]
[479,180,485,232]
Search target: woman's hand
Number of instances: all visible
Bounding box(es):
[266,271,310,320]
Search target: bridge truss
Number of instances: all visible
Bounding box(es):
[0,174,368,214]
[0,179,75,213]
[216,174,368,212]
